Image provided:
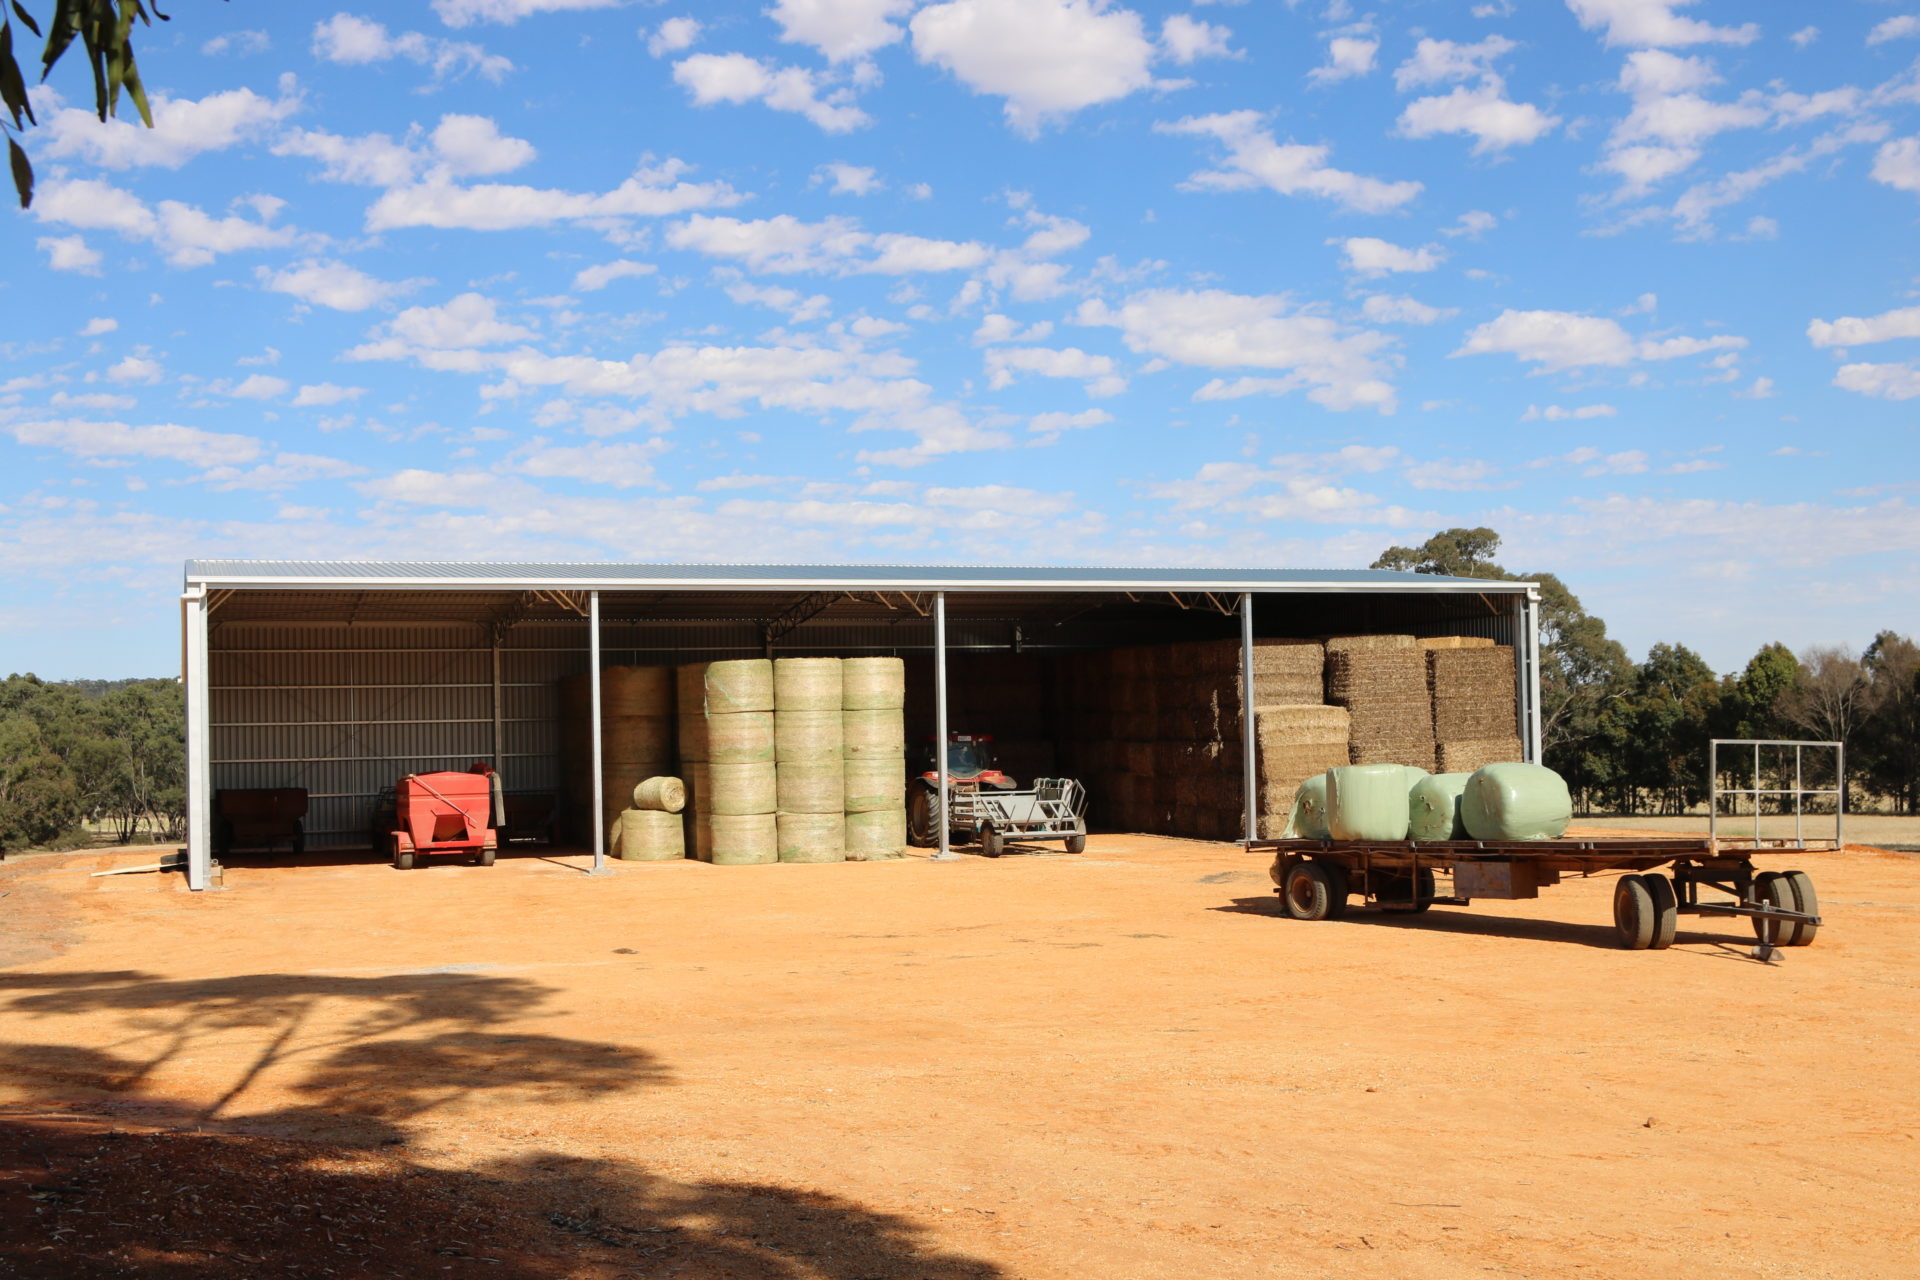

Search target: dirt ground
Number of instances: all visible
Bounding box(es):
[3,830,1917,1279]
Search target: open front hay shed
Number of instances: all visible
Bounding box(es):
[180,562,1542,890]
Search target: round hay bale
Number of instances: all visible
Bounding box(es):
[708,812,777,864]
[841,657,905,710]
[773,657,843,711]
[775,709,842,761]
[675,662,709,716]
[843,707,905,758]
[777,810,846,863]
[601,666,673,717]
[705,659,773,714]
[603,713,674,759]
[844,756,904,812]
[707,711,775,764]
[708,761,775,815]
[845,807,907,860]
[617,808,686,861]
[631,775,686,813]
[777,759,844,814]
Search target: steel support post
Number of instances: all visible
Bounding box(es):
[183,589,213,891]
[589,590,608,875]
[1240,592,1257,842]
[491,637,504,769]
[1524,590,1544,764]
[931,590,958,861]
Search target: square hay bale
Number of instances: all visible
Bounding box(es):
[1325,634,1415,655]
[1326,648,1427,705]
[1351,739,1437,772]
[1437,737,1525,773]
[1417,635,1496,650]
[1429,647,1519,740]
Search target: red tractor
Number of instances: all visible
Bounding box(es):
[908,733,1088,856]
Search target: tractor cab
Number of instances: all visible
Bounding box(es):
[918,733,1016,790]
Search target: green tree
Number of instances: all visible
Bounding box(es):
[1616,643,1722,814]
[0,714,84,848]
[1858,631,1920,814]
[1722,642,1799,740]
[2,1,173,208]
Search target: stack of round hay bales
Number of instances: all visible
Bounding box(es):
[703,659,777,864]
[613,776,687,861]
[559,666,675,846]
[675,663,710,859]
[773,658,846,864]
[842,657,907,860]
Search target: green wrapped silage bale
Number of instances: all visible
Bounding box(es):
[1408,773,1472,842]
[1461,763,1572,841]
[1326,763,1413,841]
[1289,774,1332,840]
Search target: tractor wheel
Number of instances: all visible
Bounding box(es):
[1613,874,1656,949]
[1644,873,1678,950]
[907,785,938,848]
[1283,860,1336,921]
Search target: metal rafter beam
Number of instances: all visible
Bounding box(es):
[762,590,844,644]
[530,588,591,618]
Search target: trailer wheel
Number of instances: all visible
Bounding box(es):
[1283,860,1337,921]
[1782,871,1818,947]
[1321,860,1351,920]
[1751,872,1799,946]
[979,822,1004,858]
[1644,873,1678,950]
[479,845,496,867]
[291,827,306,857]
[1064,821,1087,855]
[1613,874,1656,949]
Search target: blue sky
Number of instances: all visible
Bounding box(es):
[3,0,1917,678]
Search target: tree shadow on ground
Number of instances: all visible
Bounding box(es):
[0,968,1008,1278]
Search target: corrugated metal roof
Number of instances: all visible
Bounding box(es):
[186,560,1532,594]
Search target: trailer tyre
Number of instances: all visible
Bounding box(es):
[1283,860,1337,921]
[1751,871,1800,947]
[1321,860,1351,920]
[979,822,1004,858]
[1644,873,1678,950]
[1613,874,1656,950]
[1064,821,1087,855]
[479,845,496,867]
[1783,871,1818,947]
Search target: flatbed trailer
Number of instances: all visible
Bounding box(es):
[1244,739,1843,953]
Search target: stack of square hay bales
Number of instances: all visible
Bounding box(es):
[1428,643,1522,773]
[1325,635,1436,772]
[1253,703,1351,839]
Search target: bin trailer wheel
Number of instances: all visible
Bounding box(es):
[479,841,497,867]
[1613,874,1657,950]
[1644,873,1679,950]
[1283,860,1338,921]
[392,833,414,871]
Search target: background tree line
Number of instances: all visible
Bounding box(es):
[1376,528,1920,816]
[0,674,184,851]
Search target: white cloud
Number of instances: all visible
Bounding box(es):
[1807,305,1920,348]
[973,313,1054,344]
[197,452,365,492]
[1670,121,1887,236]
[431,114,537,176]
[431,0,622,28]
[1442,209,1498,238]
[38,235,103,274]
[365,159,742,231]
[1868,16,1920,46]
[1872,137,1920,195]
[203,30,271,56]
[672,53,871,133]
[1521,402,1618,420]
[815,162,883,195]
[272,127,423,186]
[261,259,422,311]
[311,13,512,83]
[1733,376,1775,399]
[1398,80,1560,153]
[516,438,672,488]
[1308,35,1376,86]
[1454,308,1745,371]
[853,403,1015,467]
[646,17,701,58]
[293,383,367,407]
[1360,294,1458,325]
[107,355,165,384]
[984,345,1125,396]
[1028,408,1112,438]
[50,391,136,411]
[380,293,537,350]
[1077,287,1397,413]
[724,281,833,323]
[215,374,291,400]
[1600,51,1770,193]
[33,177,297,267]
[666,214,987,275]
[1146,459,1410,525]
[37,85,299,169]
[1789,26,1818,48]
[1565,0,1758,49]
[1163,15,1237,65]
[1834,362,1920,399]
[573,260,658,291]
[10,417,259,466]
[769,0,912,62]
[910,0,1157,135]
[1394,36,1515,89]
[1336,237,1445,276]
[80,317,118,337]
[1158,111,1422,213]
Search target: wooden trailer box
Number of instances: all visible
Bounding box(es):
[1453,860,1560,900]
